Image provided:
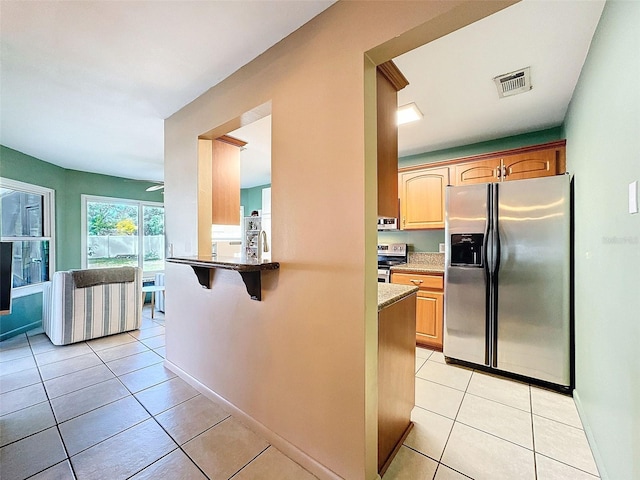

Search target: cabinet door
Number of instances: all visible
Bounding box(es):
[212,137,242,225]
[502,148,558,181]
[452,158,500,186]
[416,291,443,349]
[399,167,449,230]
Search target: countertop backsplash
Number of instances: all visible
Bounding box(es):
[408,252,445,267]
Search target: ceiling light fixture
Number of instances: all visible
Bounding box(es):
[397,103,423,125]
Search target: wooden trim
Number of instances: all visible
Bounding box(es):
[377,68,400,217]
[557,146,566,174]
[215,134,247,148]
[377,60,409,91]
[197,139,213,256]
[399,140,567,173]
[378,423,414,477]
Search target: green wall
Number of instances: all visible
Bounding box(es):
[563,2,640,479]
[240,183,270,214]
[0,145,163,339]
[0,293,43,342]
[380,127,564,252]
[398,127,563,168]
[377,229,444,253]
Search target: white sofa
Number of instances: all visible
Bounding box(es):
[44,267,142,345]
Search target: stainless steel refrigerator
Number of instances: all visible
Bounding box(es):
[444,175,571,389]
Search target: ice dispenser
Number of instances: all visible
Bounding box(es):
[450,234,484,267]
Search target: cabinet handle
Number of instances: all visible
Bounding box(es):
[402,217,406,227]
[410,279,423,285]
[502,165,508,178]
[496,166,501,178]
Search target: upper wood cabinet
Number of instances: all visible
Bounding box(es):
[453,158,500,186]
[501,148,558,181]
[212,135,246,225]
[399,167,449,230]
[395,141,565,231]
[377,61,408,218]
[451,141,566,186]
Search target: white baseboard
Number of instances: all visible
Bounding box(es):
[163,359,345,480]
[573,389,607,479]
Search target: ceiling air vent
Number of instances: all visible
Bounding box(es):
[494,67,532,98]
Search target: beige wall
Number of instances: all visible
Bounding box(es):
[164,2,515,478]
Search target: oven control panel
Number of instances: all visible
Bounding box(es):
[377,243,407,256]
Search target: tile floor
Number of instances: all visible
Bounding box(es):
[1,308,600,480]
[382,348,601,480]
[0,307,315,480]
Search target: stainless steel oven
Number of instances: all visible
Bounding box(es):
[377,243,408,283]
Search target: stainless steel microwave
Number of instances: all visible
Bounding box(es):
[377,217,398,231]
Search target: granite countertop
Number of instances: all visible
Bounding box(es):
[378,283,419,311]
[391,252,445,274]
[167,255,278,301]
[166,255,279,271]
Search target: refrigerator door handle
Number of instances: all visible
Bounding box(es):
[484,184,496,274]
[494,184,501,275]
[483,230,491,272]
[490,183,500,368]
[483,195,491,274]
[483,184,493,366]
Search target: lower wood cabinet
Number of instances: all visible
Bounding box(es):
[378,292,416,474]
[416,290,443,349]
[391,272,444,350]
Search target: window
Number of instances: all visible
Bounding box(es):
[82,195,164,276]
[0,178,55,295]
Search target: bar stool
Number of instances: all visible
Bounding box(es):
[141,284,165,319]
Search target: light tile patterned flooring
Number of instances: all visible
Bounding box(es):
[383,348,601,480]
[0,307,600,480]
[0,307,314,480]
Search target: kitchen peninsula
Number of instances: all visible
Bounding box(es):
[167,255,279,301]
[377,283,418,474]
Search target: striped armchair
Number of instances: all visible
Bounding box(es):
[44,267,142,346]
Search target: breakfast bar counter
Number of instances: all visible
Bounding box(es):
[167,255,279,301]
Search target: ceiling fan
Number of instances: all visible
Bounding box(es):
[145,182,164,192]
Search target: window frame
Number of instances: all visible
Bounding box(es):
[0,177,56,298]
[81,194,164,278]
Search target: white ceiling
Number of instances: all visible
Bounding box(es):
[1,1,605,189]
[0,0,334,183]
[396,0,605,157]
[230,114,272,189]
[233,0,606,187]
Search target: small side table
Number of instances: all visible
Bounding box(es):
[141,285,165,319]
